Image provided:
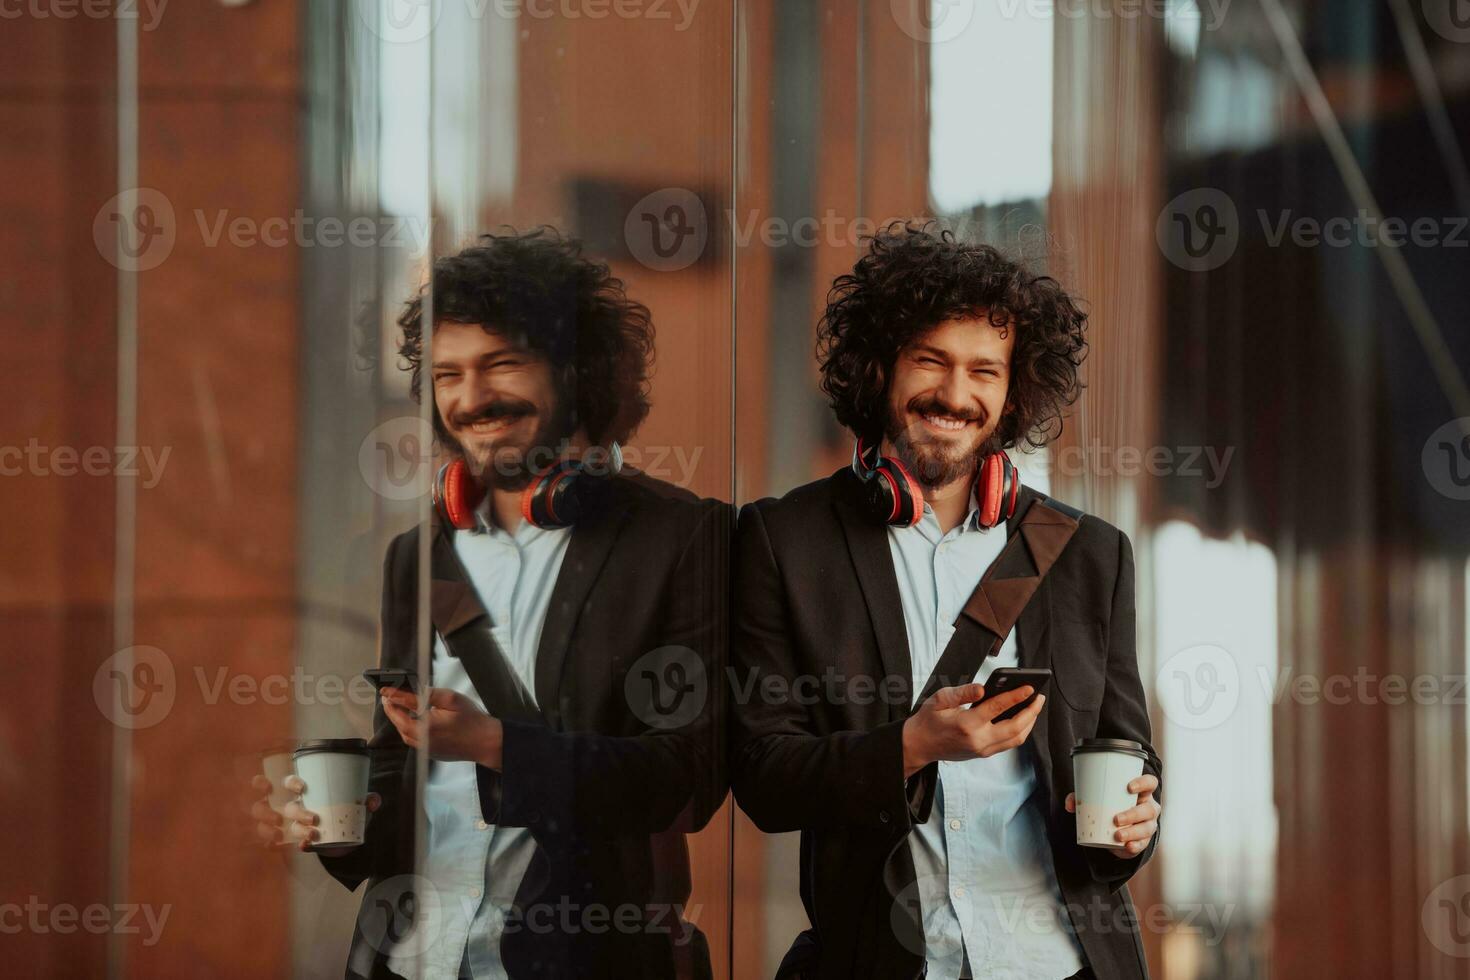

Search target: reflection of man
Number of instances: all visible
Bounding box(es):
[731,224,1161,979]
[254,230,728,979]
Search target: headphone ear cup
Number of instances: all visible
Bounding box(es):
[976,453,1021,529]
[520,461,583,529]
[434,460,483,530]
[882,459,924,527]
[1003,455,1020,520]
[977,454,1004,529]
[852,438,923,527]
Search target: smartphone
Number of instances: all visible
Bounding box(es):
[362,667,419,694]
[982,667,1052,722]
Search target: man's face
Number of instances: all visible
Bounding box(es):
[430,321,571,489]
[882,314,1014,489]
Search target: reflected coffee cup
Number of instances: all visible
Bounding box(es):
[292,738,371,850]
[1070,738,1147,848]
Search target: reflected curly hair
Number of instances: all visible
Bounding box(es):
[816,221,1088,451]
[398,228,654,447]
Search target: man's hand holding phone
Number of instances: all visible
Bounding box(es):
[901,682,1046,779]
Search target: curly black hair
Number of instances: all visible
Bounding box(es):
[816,221,1088,451]
[398,228,654,447]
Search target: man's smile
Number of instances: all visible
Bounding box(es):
[464,416,521,437]
[918,413,971,433]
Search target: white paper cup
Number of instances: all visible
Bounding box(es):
[1070,738,1148,849]
[293,738,371,850]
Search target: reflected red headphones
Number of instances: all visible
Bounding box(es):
[432,444,622,531]
[851,437,1020,529]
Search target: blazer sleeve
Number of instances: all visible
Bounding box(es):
[316,534,412,891]
[488,500,731,838]
[728,501,917,835]
[1083,528,1163,889]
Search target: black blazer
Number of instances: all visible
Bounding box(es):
[730,468,1162,980]
[319,472,731,980]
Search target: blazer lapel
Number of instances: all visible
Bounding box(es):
[833,470,914,721]
[533,480,633,726]
[430,525,491,638]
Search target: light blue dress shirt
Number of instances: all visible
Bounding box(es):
[386,503,571,980]
[889,500,1084,980]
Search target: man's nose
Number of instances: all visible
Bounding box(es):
[934,369,973,414]
[460,376,500,415]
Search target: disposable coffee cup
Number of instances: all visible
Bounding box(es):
[292,738,371,850]
[1070,738,1147,849]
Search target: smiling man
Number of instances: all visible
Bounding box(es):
[731,223,1162,979]
[252,229,728,979]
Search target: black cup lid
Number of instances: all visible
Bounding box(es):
[293,738,369,757]
[1070,737,1148,759]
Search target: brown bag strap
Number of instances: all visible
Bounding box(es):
[429,529,542,724]
[912,495,1083,706]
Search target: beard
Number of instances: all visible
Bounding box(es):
[883,395,1000,490]
[444,393,578,492]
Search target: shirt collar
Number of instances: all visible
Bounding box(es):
[911,495,989,540]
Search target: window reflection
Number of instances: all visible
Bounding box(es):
[1152,521,1278,978]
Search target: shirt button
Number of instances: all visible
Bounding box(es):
[949,819,962,831]
[953,887,966,898]
[476,819,489,831]
[470,887,482,899]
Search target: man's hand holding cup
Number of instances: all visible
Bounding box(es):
[249,739,381,857]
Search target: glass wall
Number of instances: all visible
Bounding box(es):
[3,0,1469,978]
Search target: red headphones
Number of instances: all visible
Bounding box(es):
[432,445,621,531]
[851,437,1020,529]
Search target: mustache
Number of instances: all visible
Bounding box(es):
[906,396,982,424]
[451,399,536,428]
